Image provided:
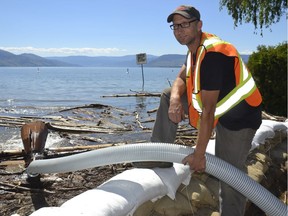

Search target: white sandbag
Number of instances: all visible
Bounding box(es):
[153,163,191,199]
[62,168,167,216]
[262,120,287,131]
[251,125,275,150]
[29,207,78,216]
[98,168,167,204]
[284,121,288,134]
[62,189,133,216]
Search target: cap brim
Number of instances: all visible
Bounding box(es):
[167,11,191,23]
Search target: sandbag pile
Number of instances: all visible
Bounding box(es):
[134,120,287,216]
[29,120,287,216]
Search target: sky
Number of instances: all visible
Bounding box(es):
[0,0,287,57]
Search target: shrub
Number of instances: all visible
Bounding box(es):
[248,42,287,117]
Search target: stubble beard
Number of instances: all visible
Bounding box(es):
[185,35,197,47]
[175,32,196,47]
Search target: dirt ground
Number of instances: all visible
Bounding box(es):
[0,161,127,216]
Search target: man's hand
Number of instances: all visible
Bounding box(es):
[183,89,219,172]
[168,97,185,123]
[168,64,186,124]
[182,152,206,172]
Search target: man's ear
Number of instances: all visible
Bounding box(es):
[197,20,203,32]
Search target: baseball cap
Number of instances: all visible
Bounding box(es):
[167,5,200,23]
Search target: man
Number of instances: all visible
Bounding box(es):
[151,5,262,216]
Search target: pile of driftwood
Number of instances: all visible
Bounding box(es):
[0,104,133,133]
[0,101,285,160]
[0,103,198,160]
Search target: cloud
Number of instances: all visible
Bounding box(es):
[239,50,253,55]
[0,47,127,56]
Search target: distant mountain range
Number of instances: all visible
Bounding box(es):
[0,49,250,67]
[47,54,187,67]
[0,49,76,67]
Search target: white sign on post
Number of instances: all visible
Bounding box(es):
[136,53,147,65]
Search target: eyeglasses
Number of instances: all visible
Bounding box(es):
[170,19,198,30]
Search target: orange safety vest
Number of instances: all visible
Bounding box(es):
[186,32,262,129]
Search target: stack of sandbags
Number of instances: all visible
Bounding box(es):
[248,120,287,182]
[135,120,287,215]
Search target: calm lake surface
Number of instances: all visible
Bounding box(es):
[0,67,179,114]
[0,66,180,149]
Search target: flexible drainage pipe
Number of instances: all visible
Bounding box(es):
[26,143,286,216]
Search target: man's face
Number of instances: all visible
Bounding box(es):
[171,14,200,46]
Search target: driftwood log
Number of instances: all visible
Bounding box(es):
[0,143,125,158]
[101,92,161,97]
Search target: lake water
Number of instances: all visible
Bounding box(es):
[0,67,179,114]
[0,66,179,150]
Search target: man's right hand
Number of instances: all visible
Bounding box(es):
[168,97,185,123]
[168,64,187,124]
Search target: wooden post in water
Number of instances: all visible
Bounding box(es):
[141,64,144,91]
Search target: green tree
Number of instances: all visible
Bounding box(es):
[248,43,287,117]
[220,0,287,35]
